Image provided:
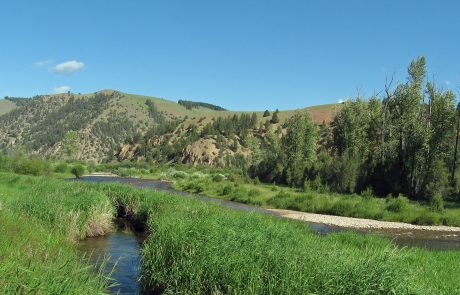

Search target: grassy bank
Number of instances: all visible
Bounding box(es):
[0,176,113,294]
[1,173,459,294]
[108,164,460,227]
[4,154,460,227]
[178,176,460,226]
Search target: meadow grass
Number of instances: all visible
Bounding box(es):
[1,173,460,294]
[101,163,460,226]
[0,174,114,240]
[0,207,111,294]
[103,181,460,294]
[151,167,460,227]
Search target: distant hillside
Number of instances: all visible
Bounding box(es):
[0,89,340,162]
[4,96,33,107]
[0,100,17,116]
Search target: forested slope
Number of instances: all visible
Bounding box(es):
[0,89,338,162]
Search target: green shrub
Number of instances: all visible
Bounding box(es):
[414,211,440,225]
[311,175,323,191]
[71,165,85,178]
[248,188,261,197]
[183,181,205,193]
[15,157,51,176]
[170,170,188,179]
[430,193,444,212]
[221,184,234,195]
[267,191,297,209]
[303,179,311,192]
[229,191,247,202]
[385,195,408,213]
[329,200,355,216]
[275,190,292,199]
[54,162,69,173]
[212,174,226,182]
[361,187,374,200]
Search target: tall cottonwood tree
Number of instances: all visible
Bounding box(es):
[384,57,430,196]
[283,112,318,186]
[452,102,460,183]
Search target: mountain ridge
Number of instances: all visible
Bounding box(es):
[0,89,340,163]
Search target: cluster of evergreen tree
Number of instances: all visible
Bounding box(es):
[201,113,258,137]
[133,101,183,162]
[4,96,32,107]
[247,57,459,201]
[145,100,166,124]
[93,112,138,146]
[27,93,112,150]
[178,99,227,111]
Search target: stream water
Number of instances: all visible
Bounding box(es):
[76,175,460,294]
[78,219,146,295]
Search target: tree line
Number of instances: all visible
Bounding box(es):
[247,57,459,201]
[123,57,459,202]
[178,99,227,111]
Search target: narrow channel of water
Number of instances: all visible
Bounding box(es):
[78,220,146,295]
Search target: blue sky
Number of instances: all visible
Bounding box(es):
[0,1,459,110]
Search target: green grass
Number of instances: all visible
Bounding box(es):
[129,165,460,227]
[100,178,460,294]
[0,212,112,294]
[1,173,459,294]
[0,175,114,240]
[0,176,112,294]
[0,99,17,116]
[124,91,340,124]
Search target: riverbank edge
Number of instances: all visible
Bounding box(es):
[270,209,460,232]
[87,173,460,233]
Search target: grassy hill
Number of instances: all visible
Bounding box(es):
[0,99,17,116]
[121,91,340,124]
[0,89,340,162]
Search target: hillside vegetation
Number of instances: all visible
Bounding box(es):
[0,89,339,163]
[0,99,17,116]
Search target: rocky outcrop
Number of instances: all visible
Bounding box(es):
[181,137,249,166]
[117,144,142,161]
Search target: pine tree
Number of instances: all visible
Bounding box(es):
[270,109,280,124]
[251,112,258,128]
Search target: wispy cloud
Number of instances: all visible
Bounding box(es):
[445,80,451,85]
[52,60,85,74]
[54,86,71,93]
[34,59,53,67]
